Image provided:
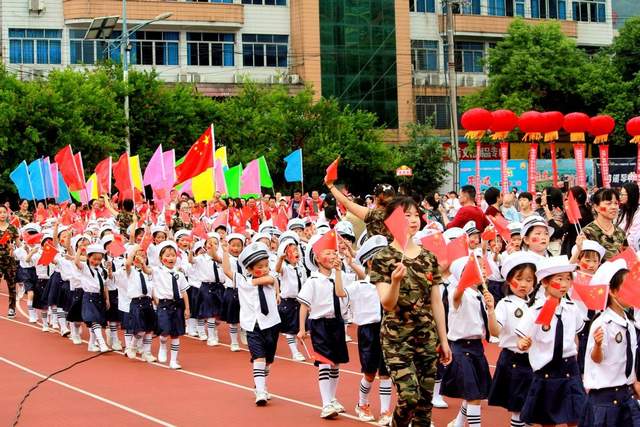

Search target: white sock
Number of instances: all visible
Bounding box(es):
[379,378,392,412]
[40,309,48,325]
[50,308,58,325]
[159,336,168,355]
[143,334,153,353]
[27,300,35,318]
[57,308,67,329]
[197,319,206,335]
[467,403,481,426]
[358,377,372,406]
[454,401,468,427]
[433,379,442,399]
[91,323,106,346]
[70,322,78,337]
[329,365,339,401]
[134,335,143,351]
[109,322,119,342]
[170,338,180,363]
[88,328,96,348]
[510,412,525,427]
[229,324,239,345]
[124,333,133,349]
[207,319,217,338]
[285,334,299,355]
[318,364,332,407]
[253,361,267,393]
[187,317,196,332]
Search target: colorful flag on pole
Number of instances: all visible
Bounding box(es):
[9,161,34,200]
[113,153,133,199]
[95,157,112,195]
[384,206,409,250]
[215,146,228,169]
[28,159,46,200]
[56,171,70,203]
[41,157,55,199]
[143,145,165,188]
[325,157,340,183]
[257,156,273,188]
[240,159,262,196]
[225,164,243,199]
[284,149,303,183]
[175,125,215,185]
[129,155,144,192]
[54,145,84,191]
[192,168,215,203]
[50,163,59,199]
[214,159,227,195]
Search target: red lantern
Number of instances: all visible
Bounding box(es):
[540,111,564,141]
[626,117,640,143]
[489,109,518,140]
[518,111,543,141]
[563,112,590,142]
[588,115,615,144]
[461,108,493,140]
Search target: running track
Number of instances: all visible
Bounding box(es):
[0,289,513,426]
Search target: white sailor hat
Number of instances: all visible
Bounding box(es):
[205,232,220,243]
[99,225,115,237]
[315,223,331,235]
[151,225,166,236]
[21,223,41,234]
[413,228,438,245]
[304,234,322,272]
[571,240,606,261]
[535,255,576,282]
[508,222,522,236]
[357,231,369,249]
[86,243,105,256]
[463,221,480,236]
[193,240,205,254]
[590,259,627,286]
[71,234,90,250]
[174,229,192,241]
[239,242,270,270]
[356,235,388,265]
[41,231,54,242]
[157,240,178,259]
[258,220,275,234]
[278,230,300,246]
[442,227,465,243]
[521,215,554,237]
[287,218,305,231]
[500,251,539,280]
[226,233,246,244]
[252,232,272,244]
[335,221,355,239]
[100,234,114,248]
[277,238,299,259]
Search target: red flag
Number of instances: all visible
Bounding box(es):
[37,241,58,266]
[457,255,483,292]
[565,191,582,225]
[74,152,85,184]
[312,230,338,256]
[535,296,560,327]
[273,208,288,232]
[23,232,43,245]
[113,153,132,196]
[140,231,153,252]
[447,235,469,265]
[95,157,112,195]
[481,227,496,241]
[54,145,84,191]
[9,216,20,228]
[61,209,75,226]
[384,206,409,249]
[324,157,340,183]
[191,221,208,240]
[175,126,214,185]
[488,215,512,242]
[0,231,10,245]
[619,261,640,308]
[71,219,86,235]
[36,207,48,221]
[572,281,608,311]
[610,247,638,269]
[107,235,126,257]
[420,232,447,261]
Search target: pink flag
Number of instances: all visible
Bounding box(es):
[50,162,59,198]
[143,144,165,188]
[163,149,176,188]
[214,159,227,195]
[240,159,261,196]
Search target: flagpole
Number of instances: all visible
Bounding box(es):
[473,252,487,294]
[25,161,37,211]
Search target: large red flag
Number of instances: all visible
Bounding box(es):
[54,145,84,191]
[175,125,214,185]
[95,157,112,195]
[619,261,640,308]
[447,235,469,265]
[565,191,582,225]
[384,206,409,250]
[489,215,512,242]
[610,247,638,268]
[536,296,560,326]
[572,281,608,311]
[457,255,483,292]
[112,153,132,196]
[324,157,340,183]
[312,230,338,256]
[74,152,85,184]
[421,232,447,261]
[37,241,58,265]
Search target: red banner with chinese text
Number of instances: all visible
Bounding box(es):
[574,143,587,189]
[599,145,610,188]
[500,142,509,195]
[527,143,538,194]
[550,141,559,188]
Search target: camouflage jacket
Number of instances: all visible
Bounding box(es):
[581,221,628,261]
[116,211,134,236]
[171,216,193,233]
[365,208,391,240]
[15,210,33,226]
[370,246,440,341]
[0,225,19,258]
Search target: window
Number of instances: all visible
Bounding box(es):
[531,0,567,19]
[241,0,287,5]
[515,0,526,16]
[445,42,484,73]
[69,29,121,64]
[411,40,438,71]
[450,0,481,15]
[416,96,450,129]
[187,33,235,66]
[488,1,526,17]
[242,34,288,67]
[130,31,179,65]
[9,29,62,64]
[409,0,435,13]
[572,0,606,22]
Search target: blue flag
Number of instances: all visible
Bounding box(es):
[9,161,34,200]
[28,159,46,200]
[41,157,55,199]
[56,171,70,203]
[283,149,303,183]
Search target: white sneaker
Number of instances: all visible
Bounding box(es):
[293,352,306,361]
[378,411,393,426]
[142,352,157,363]
[432,395,448,408]
[158,346,168,363]
[207,336,219,347]
[136,344,144,355]
[240,329,248,345]
[169,361,182,370]
[88,344,100,352]
[51,322,59,330]
[255,390,268,406]
[60,327,71,338]
[331,399,345,413]
[198,333,208,341]
[230,343,240,352]
[42,323,49,332]
[29,313,37,323]
[320,405,338,419]
[99,343,110,353]
[111,341,123,351]
[188,330,199,337]
[125,348,137,359]
[355,404,375,422]
[72,335,83,345]
[489,336,500,344]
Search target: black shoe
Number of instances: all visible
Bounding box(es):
[7,308,16,318]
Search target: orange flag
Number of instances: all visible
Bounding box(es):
[384,206,409,250]
[38,241,58,266]
[325,157,340,183]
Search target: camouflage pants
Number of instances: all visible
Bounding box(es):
[0,255,17,311]
[382,334,438,427]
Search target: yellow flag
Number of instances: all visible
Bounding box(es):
[192,167,215,202]
[215,146,228,168]
[87,173,99,200]
[129,155,143,191]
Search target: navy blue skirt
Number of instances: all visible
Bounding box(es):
[309,317,349,366]
[247,325,280,363]
[45,272,62,307]
[197,282,224,319]
[580,385,640,427]
[186,286,200,317]
[129,296,156,334]
[82,292,106,326]
[56,280,72,310]
[441,339,492,400]
[105,290,120,322]
[488,348,533,411]
[521,356,587,425]
[66,289,84,322]
[32,279,49,310]
[16,267,36,291]
[221,287,240,324]
[358,322,389,376]
[156,299,185,337]
[277,298,300,335]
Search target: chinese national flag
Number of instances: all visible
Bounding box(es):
[54,145,84,191]
[489,215,512,242]
[610,247,639,269]
[191,221,208,240]
[572,280,609,311]
[536,296,560,327]
[481,227,496,241]
[384,206,409,250]
[565,191,582,225]
[95,157,112,195]
[107,235,126,257]
[38,241,58,266]
[113,153,132,196]
[457,255,483,292]
[312,230,338,256]
[421,232,447,261]
[619,261,640,308]
[447,235,469,264]
[175,125,214,185]
[23,233,43,245]
[324,156,340,183]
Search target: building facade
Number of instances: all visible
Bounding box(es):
[0,0,614,142]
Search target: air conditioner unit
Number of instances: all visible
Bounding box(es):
[29,0,45,12]
[32,69,46,79]
[465,76,475,86]
[188,72,201,83]
[288,74,300,84]
[426,73,440,86]
[178,72,189,83]
[233,73,245,84]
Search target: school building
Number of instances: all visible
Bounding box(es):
[0,0,615,143]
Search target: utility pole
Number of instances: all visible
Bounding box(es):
[445,0,460,191]
[122,0,130,154]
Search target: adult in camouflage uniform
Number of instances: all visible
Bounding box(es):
[581,188,627,261]
[0,206,19,317]
[370,197,451,427]
[171,201,194,233]
[15,200,33,226]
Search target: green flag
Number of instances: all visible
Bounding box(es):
[224,164,243,199]
[257,156,273,188]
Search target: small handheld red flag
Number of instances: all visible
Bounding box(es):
[140,231,153,252]
[610,247,638,269]
[9,216,20,228]
[23,233,43,246]
[488,215,512,242]
[446,235,469,265]
[273,208,288,232]
[619,261,640,308]
[312,230,338,256]
[384,206,409,250]
[481,227,496,241]
[565,191,582,225]
[420,232,447,261]
[191,221,208,240]
[107,235,127,258]
[38,242,58,266]
[324,157,340,183]
[572,281,608,311]
[457,255,483,292]
[535,296,560,327]
[297,335,334,365]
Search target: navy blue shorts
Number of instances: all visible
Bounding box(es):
[277,298,300,335]
[488,348,533,411]
[221,287,240,324]
[310,317,349,366]
[441,339,492,400]
[197,282,224,319]
[156,299,185,337]
[357,322,389,376]
[246,325,280,363]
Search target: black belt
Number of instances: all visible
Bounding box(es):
[131,296,151,303]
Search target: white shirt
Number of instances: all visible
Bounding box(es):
[106,256,124,291]
[190,253,225,284]
[344,277,381,326]
[279,261,306,299]
[32,251,60,279]
[494,295,530,353]
[236,272,281,332]
[147,243,161,268]
[151,265,188,300]
[584,308,637,389]
[14,246,34,268]
[297,271,349,320]
[121,268,154,300]
[225,255,242,289]
[77,263,109,293]
[113,269,131,312]
[515,298,585,371]
[447,287,488,341]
